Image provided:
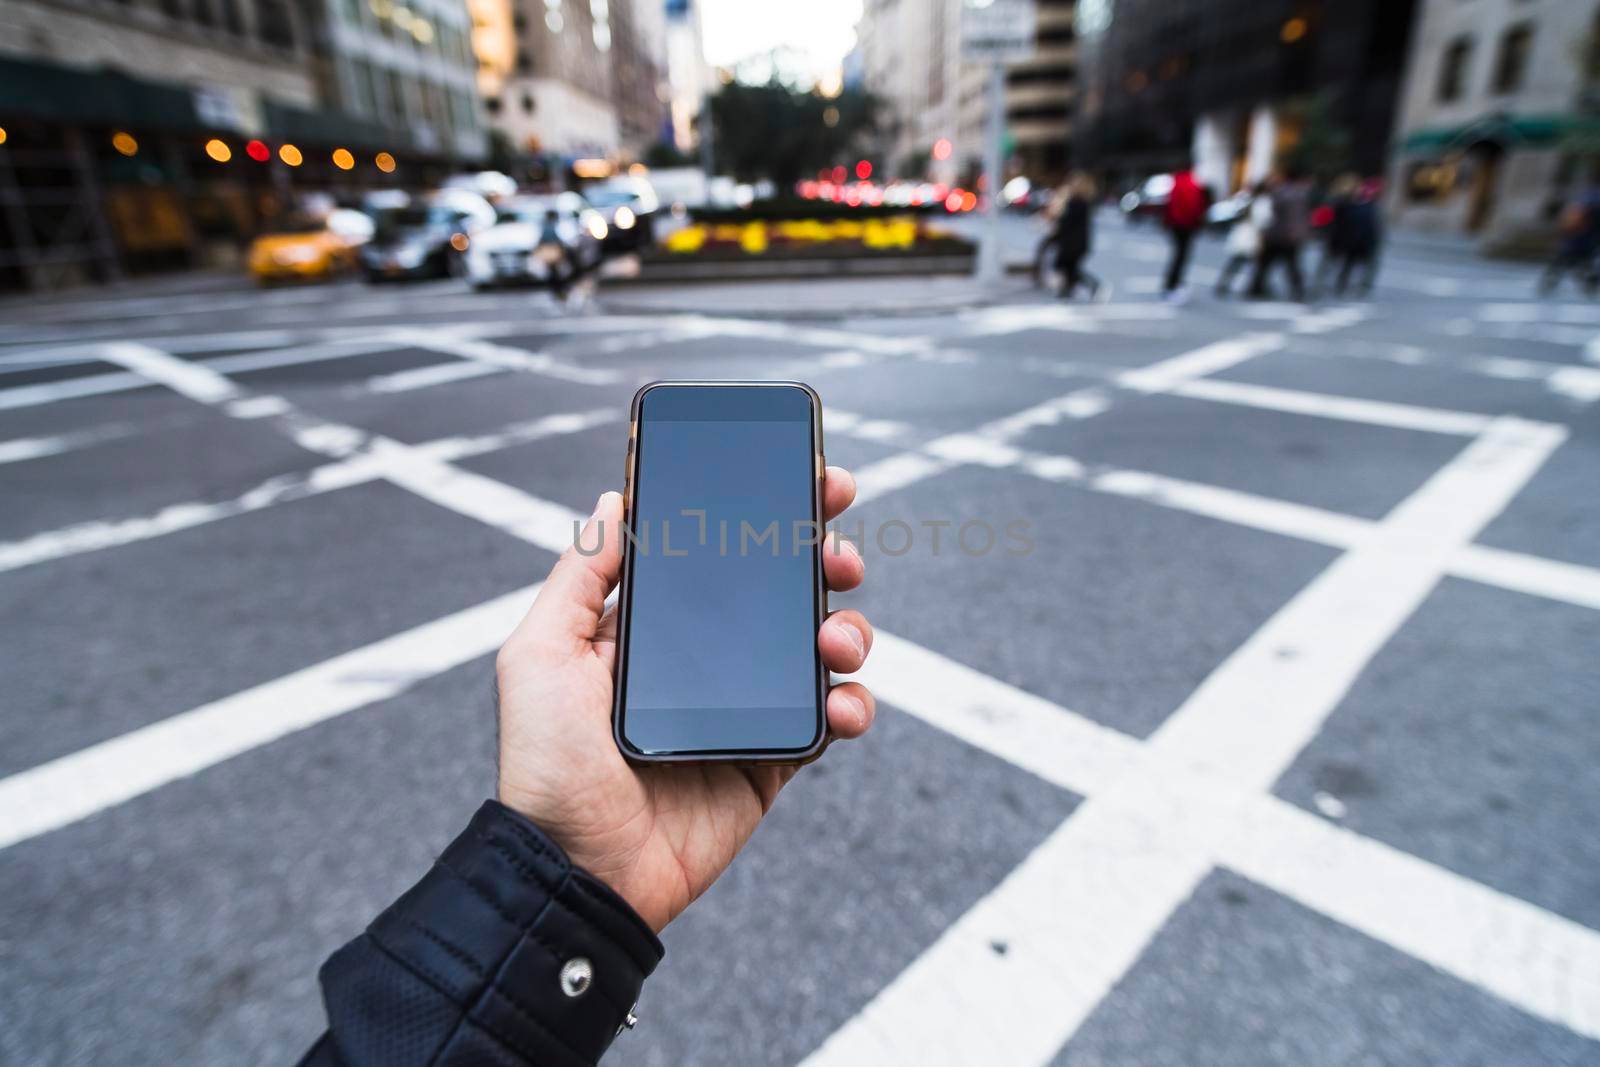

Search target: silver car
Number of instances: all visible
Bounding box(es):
[464,193,607,289]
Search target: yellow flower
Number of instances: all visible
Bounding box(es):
[665,225,708,253]
[740,222,768,254]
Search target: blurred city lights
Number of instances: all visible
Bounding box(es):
[573,158,613,178]
[822,106,839,128]
[0,127,7,146]
[831,165,846,184]
[204,138,232,162]
[944,190,963,212]
[375,151,397,173]
[245,139,270,162]
[449,232,470,252]
[960,190,977,212]
[1281,17,1308,43]
[278,144,303,166]
[932,138,952,161]
[855,159,871,180]
[111,131,139,157]
[331,148,356,170]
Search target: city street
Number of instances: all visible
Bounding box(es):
[3,219,1599,1066]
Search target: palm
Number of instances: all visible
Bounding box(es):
[498,631,787,931]
[496,481,872,933]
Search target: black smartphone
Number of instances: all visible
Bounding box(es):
[612,381,828,764]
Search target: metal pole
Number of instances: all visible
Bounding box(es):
[976,59,1005,285]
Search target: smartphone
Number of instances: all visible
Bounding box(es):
[612,381,828,764]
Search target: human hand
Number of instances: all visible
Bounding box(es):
[495,468,874,932]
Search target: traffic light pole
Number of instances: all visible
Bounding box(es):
[976,60,1005,286]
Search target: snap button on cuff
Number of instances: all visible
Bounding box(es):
[559,957,593,998]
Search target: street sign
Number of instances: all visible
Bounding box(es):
[960,0,1036,62]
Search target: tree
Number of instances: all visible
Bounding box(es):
[707,76,887,187]
[1280,92,1352,182]
[643,140,695,168]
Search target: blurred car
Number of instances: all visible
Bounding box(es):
[247,209,373,283]
[360,193,495,281]
[1119,174,1175,223]
[463,193,607,289]
[582,176,660,250]
[1206,190,1252,232]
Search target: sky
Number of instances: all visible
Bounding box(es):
[698,0,863,86]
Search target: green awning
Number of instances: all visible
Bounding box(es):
[0,55,199,130]
[1401,113,1600,153]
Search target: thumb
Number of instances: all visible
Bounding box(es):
[520,491,625,649]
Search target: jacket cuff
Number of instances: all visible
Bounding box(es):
[324,800,663,1066]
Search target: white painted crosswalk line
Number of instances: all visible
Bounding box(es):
[0,585,537,851]
[804,416,1575,1064]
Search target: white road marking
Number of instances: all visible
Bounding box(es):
[0,423,140,465]
[0,370,150,410]
[1152,417,1566,788]
[0,584,537,851]
[367,360,505,393]
[1450,544,1600,612]
[0,338,404,410]
[396,330,623,385]
[1170,377,1494,435]
[0,409,617,573]
[805,417,1574,1064]
[96,342,242,404]
[1116,333,1285,392]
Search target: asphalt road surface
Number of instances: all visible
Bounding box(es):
[3,219,1599,1066]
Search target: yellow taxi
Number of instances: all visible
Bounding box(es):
[248,209,373,283]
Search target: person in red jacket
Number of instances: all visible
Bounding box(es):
[1161,162,1210,302]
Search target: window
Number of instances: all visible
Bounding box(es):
[1437,36,1472,101]
[257,0,296,48]
[219,0,245,34]
[1492,23,1533,94]
[193,0,215,28]
[522,93,535,114]
[389,71,410,121]
[350,60,378,116]
[485,95,502,114]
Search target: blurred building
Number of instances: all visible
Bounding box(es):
[855,0,1075,185]
[476,0,665,163]
[1075,0,1417,196]
[0,0,485,290]
[608,0,667,157]
[663,0,708,152]
[1388,0,1600,254]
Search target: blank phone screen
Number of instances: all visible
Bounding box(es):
[618,385,824,756]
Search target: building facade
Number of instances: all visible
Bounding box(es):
[477,0,664,162]
[854,0,1076,186]
[663,0,706,153]
[0,0,485,290]
[1075,0,1416,196]
[1389,0,1600,253]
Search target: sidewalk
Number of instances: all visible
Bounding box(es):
[594,273,1040,320]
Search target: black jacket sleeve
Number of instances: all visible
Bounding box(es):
[297,801,663,1067]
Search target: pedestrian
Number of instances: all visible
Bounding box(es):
[1314,173,1359,296]
[1248,165,1310,302]
[1332,177,1383,297]
[1215,180,1271,298]
[1053,171,1102,299]
[295,476,878,1066]
[1538,186,1600,296]
[538,207,574,300]
[1161,160,1210,302]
